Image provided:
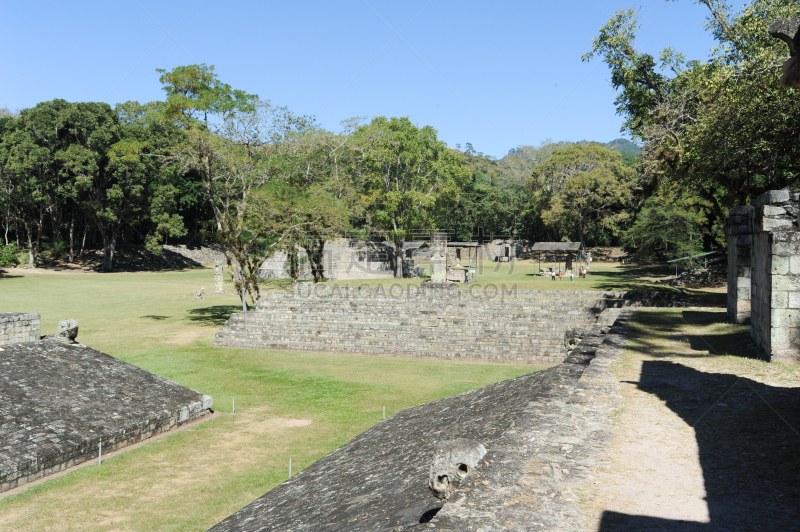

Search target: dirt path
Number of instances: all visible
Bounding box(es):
[579,309,800,531]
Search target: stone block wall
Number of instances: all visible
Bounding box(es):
[257,239,396,281]
[0,313,41,346]
[214,287,678,364]
[725,206,754,323]
[747,189,800,363]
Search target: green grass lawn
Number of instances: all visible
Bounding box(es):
[0,266,542,531]
[325,259,726,307]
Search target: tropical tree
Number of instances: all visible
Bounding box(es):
[352,117,471,277]
[622,195,707,264]
[532,144,635,247]
[584,0,800,221]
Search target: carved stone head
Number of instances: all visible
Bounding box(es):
[428,438,487,500]
[57,319,79,344]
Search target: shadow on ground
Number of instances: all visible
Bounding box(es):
[592,264,726,307]
[186,305,242,327]
[622,310,755,361]
[601,360,800,531]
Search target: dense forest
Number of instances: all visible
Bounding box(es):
[1,0,798,309]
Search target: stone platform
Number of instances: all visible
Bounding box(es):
[207,312,629,531]
[0,340,212,493]
[214,286,676,364]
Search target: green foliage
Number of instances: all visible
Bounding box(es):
[0,242,19,266]
[585,0,800,216]
[532,144,636,247]
[352,117,471,276]
[156,64,256,126]
[622,196,706,264]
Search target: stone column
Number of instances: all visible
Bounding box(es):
[429,232,448,284]
[725,205,754,324]
[214,261,224,293]
[749,189,800,363]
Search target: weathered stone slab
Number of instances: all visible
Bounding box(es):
[0,341,212,493]
[207,314,630,531]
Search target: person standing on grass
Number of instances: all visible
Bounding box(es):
[570,270,574,281]
[558,269,562,281]
[551,269,556,281]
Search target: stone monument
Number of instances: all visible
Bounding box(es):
[213,260,225,293]
[429,232,448,284]
[41,319,79,344]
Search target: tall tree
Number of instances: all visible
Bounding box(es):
[532,144,635,248]
[584,0,800,220]
[352,117,471,277]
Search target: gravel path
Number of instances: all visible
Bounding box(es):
[579,309,800,531]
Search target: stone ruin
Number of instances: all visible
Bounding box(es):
[257,238,397,281]
[214,285,680,365]
[725,189,800,363]
[769,17,800,89]
[0,313,213,493]
[207,314,630,531]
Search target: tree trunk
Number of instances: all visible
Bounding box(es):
[101,230,118,272]
[303,238,326,282]
[237,264,248,312]
[79,223,87,259]
[35,210,44,262]
[26,229,35,268]
[69,213,75,263]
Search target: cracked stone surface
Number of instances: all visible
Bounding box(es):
[0,340,212,492]
[207,312,629,531]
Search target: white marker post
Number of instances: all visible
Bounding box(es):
[232,396,235,414]
[98,442,102,465]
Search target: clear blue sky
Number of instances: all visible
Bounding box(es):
[0,1,717,158]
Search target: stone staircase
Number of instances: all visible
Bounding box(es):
[213,287,671,364]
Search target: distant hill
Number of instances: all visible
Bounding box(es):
[456,138,641,185]
[603,138,640,158]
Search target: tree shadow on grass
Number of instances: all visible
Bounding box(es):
[623,310,757,362]
[590,264,726,308]
[141,315,170,320]
[0,270,23,279]
[600,360,800,531]
[186,305,242,327]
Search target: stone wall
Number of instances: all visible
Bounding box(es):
[746,189,800,363]
[0,313,41,346]
[257,239,396,281]
[725,206,754,323]
[162,244,225,264]
[214,286,678,364]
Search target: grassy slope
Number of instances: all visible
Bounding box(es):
[0,267,540,531]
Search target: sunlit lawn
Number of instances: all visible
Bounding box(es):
[326,258,726,307]
[0,265,542,531]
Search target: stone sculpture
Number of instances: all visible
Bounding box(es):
[429,232,448,284]
[564,328,588,352]
[41,319,79,344]
[194,288,205,300]
[428,438,487,500]
[213,261,224,293]
[769,18,800,88]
